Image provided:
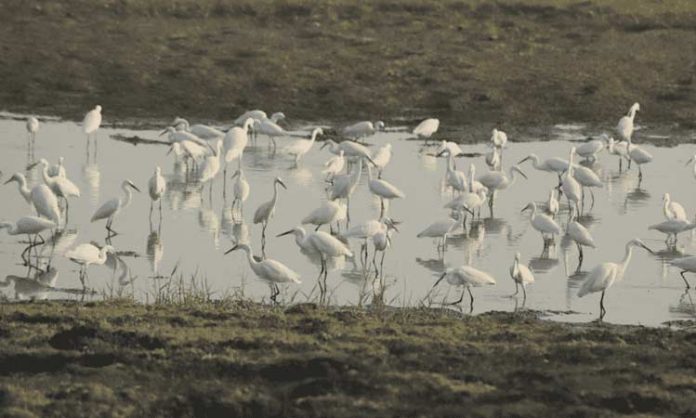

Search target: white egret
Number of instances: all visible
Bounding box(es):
[547,189,559,217]
[302,200,347,232]
[35,159,81,214]
[168,140,209,176]
[321,139,376,165]
[509,252,534,299]
[0,216,56,265]
[342,120,384,139]
[663,193,687,221]
[561,148,582,213]
[669,256,696,289]
[367,165,405,217]
[160,126,212,151]
[478,165,527,212]
[417,213,460,253]
[47,157,66,178]
[432,265,496,311]
[491,128,508,148]
[254,116,287,149]
[91,180,140,235]
[440,152,467,194]
[413,118,439,142]
[225,243,300,303]
[230,169,250,217]
[65,243,115,286]
[436,140,463,157]
[371,224,394,280]
[485,146,500,171]
[467,164,486,194]
[4,173,61,225]
[607,137,630,171]
[234,109,267,125]
[83,105,102,138]
[578,238,653,319]
[649,219,696,247]
[626,137,653,180]
[283,128,323,164]
[224,118,254,173]
[371,143,392,175]
[343,218,399,265]
[253,177,287,252]
[148,166,166,216]
[322,150,345,180]
[277,227,317,253]
[26,116,39,141]
[518,154,569,175]
[572,163,603,209]
[576,137,605,161]
[199,140,223,185]
[521,202,562,244]
[444,189,485,226]
[616,102,640,142]
[328,158,363,222]
[172,117,224,139]
[566,206,596,269]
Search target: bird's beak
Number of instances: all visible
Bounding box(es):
[686,157,694,166]
[641,243,655,254]
[320,142,328,150]
[463,207,475,216]
[166,146,174,156]
[521,204,530,213]
[3,178,12,185]
[278,179,287,189]
[224,245,239,255]
[158,129,168,137]
[518,156,530,164]
[131,184,141,192]
[27,161,40,170]
[436,150,446,158]
[231,171,239,179]
[277,230,294,238]
[432,272,447,288]
[514,167,528,179]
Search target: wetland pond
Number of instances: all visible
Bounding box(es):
[1,115,696,326]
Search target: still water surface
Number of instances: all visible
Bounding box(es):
[1,116,696,326]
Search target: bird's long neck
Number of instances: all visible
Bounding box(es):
[508,167,519,187]
[529,204,537,219]
[567,153,575,176]
[531,155,542,170]
[121,184,133,208]
[512,259,520,276]
[366,165,373,181]
[309,130,320,145]
[620,244,634,272]
[14,177,31,202]
[352,160,363,183]
[663,198,670,217]
[40,164,53,186]
[628,107,637,121]
[0,223,15,234]
[295,230,307,248]
[271,182,281,205]
[242,246,257,266]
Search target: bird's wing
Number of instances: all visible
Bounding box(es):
[260,260,301,283]
[57,178,81,197]
[578,263,616,297]
[253,201,271,224]
[91,198,120,222]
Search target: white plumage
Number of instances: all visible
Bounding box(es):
[522,202,562,239]
[253,177,287,225]
[4,173,61,224]
[224,118,253,165]
[663,193,687,221]
[173,117,224,139]
[0,216,56,236]
[518,154,569,174]
[322,150,345,180]
[83,105,102,135]
[413,118,439,139]
[510,252,534,298]
[616,102,640,141]
[371,143,392,173]
[283,128,323,163]
[328,159,363,201]
[91,180,140,232]
[342,120,384,139]
[302,201,346,230]
[490,128,508,148]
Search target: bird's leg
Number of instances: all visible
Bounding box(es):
[599,290,606,320]
[680,271,691,289]
[379,251,386,280]
[371,251,378,278]
[315,224,321,232]
[590,189,595,211]
[638,165,643,181]
[522,285,527,303]
[468,287,474,314]
[618,157,623,172]
[149,200,153,223]
[446,288,466,306]
[159,200,163,221]
[380,198,385,219]
[261,222,267,257]
[64,198,70,227]
[509,282,519,298]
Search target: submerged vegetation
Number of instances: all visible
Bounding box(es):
[2,0,696,127]
[0,300,694,416]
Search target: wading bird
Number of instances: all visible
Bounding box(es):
[26,116,39,141]
[172,117,224,140]
[91,180,140,235]
[225,243,300,303]
[432,265,496,312]
[343,218,399,266]
[649,219,696,248]
[522,202,562,247]
[413,118,439,142]
[230,169,250,218]
[65,243,115,287]
[342,120,384,140]
[371,143,392,175]
[0,216,56,265]
[4,173,61,225]
[417,213,461,254]
[224,118,254,173]
[662,193,687,221]
[322,150,345,181]
[160,126,211,151]
[518,153,569,186]
[253,177,287,252]
[607,137,630,171]
[566,206,596,271]
[233,109,267,125]
[490,128,508,148]
[283,127,323,164]
[478,165,527,213]
[509,252,534,300]
[616,102,640,142]
[328,158,363,222]
[436,141,463,158]
[254,114,287,149]
[367,165,405,217]
[321,139,376,165]
[148,166,166,217]
[439,152,467,194]
[669,256,696,289]
[83,105,102,139]
[47,157,66,178]
[578,238,653,320]
[561,147,582,214]
[627,137,653,180]
[576,136,605,161]
[302,200,347,232]
[34,159,80,220]
[547,189,559,217]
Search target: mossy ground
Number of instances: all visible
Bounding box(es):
[1,0,696,130]
[0,300,695,417]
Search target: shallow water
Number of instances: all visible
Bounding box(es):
[1,116,696,326]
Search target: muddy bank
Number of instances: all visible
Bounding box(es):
[0,300,695,417]
[1,0,696,131]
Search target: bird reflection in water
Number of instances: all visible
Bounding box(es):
[0,267,92,300]
[147,230,164,277]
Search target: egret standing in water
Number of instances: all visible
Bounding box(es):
[283,128,323,164]
[566,206,596,271]
[413,118,439,143]
[91,180,140,236]
[561,147,582,214]
[417,212,461,255]
[172,117,224,140]
[33,159,80,224]
[225,243,300,303]
[342,120,384,140]
[627,137,653,181]
[47,157,67,178]
[648,219,696,248]
[616,102,640,142]
[65,243,115,287]
[254,114,287,150]
[253,177,287,253]
[578,238,653,320]
[0,216,56,265]
[478,165,527,214]
[431,265,496,312]
[322,150,345,181]
[224,118,253,174]
[371,143,392,176]
[83,105,102,140]
[302,200,346,233]
[669,256,696,289]
[607,137,630,171]
[230,169,250,219]
[490,128,508,149]
[509,252,534,301]
[663,193,687,221]
[547,190,559,218]
[4,173,61,225]
[26,116,39,141]
[522,202,562,249]
[576,136,605,161]
[518,153,569,188]
[367,165,405,217]
[148,167,166,220]
[328,158,363,223]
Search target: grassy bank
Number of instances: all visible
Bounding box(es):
[0,300,695,416]
[1,0,696,129]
